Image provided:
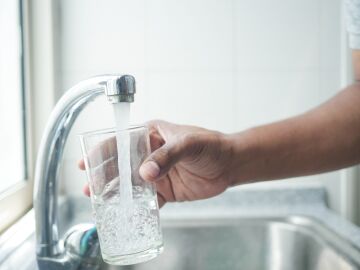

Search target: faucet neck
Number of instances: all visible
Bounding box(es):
[33,75,133,259]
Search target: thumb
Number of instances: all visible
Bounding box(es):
[139,140,189,181]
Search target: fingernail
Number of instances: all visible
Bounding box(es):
[140,161,160,180]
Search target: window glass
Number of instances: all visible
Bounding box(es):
[0,0,26,193]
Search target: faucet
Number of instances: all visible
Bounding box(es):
[33,74,136,270]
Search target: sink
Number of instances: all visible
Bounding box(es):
[2,188,360,270]
[101,216,360,270]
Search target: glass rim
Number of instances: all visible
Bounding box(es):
[78,124,147,138]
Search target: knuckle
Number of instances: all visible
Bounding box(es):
[153,147,170,165]
[182,133,199,148]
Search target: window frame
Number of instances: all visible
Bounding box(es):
[0,0,33,232]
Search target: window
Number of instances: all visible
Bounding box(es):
[0,0,26,192]
[0,0,31,232]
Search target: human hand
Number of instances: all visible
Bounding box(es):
[79,120,234,207]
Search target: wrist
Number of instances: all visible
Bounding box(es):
[220,132,247,188]
[225,128,260,187]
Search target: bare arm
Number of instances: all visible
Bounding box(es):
[229,52,360,185]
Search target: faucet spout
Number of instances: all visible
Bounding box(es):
[33,74,136,269]
[106,74,136,103]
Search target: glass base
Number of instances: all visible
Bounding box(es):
[102,245,164,265]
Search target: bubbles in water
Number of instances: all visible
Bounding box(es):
[94,187,162,256]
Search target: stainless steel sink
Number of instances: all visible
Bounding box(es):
[101,216,360,270]
[2,188,360,270]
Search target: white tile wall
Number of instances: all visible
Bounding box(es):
[58,0,146,73]
[56,0,343,212]
[234,71,320,129]
[141,71,234,130]
[234,0,319,71]
[319,0,342,71]
[144,0,233,72]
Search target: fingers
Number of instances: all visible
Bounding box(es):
[79,137,117,171]
[139,139,190,182]
[146,120,178,141]
[100,157,119,182]
[78,136,117,171]
[79,121,171,171]
[140,120,193,182]
[149,128,165,152]
[78,122,165,171]
[157,192,166,208]
[83,184,90,197]
[78,159,86,170]
[83,157,119,196]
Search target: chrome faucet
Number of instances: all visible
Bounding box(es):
[34,75,136,269]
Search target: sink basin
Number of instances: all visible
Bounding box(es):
[2,188,360,270]
[101,216,360,270]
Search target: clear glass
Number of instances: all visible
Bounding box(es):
[79,126,163,265]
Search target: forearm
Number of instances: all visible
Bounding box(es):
[229,83,360,185]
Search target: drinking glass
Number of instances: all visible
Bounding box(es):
[79,126,163,265]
